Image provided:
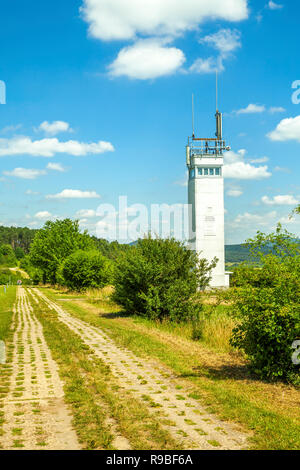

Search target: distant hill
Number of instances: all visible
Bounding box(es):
[131,240,252,264]
[225,244,251,264]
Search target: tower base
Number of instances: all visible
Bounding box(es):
[209,272,231,289]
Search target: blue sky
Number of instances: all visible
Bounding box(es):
[0,0,299,244]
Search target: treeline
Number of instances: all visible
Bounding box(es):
[1,224,267,265]
[0,226,36,254]
[0,224,131,269]
[19,219,131,286]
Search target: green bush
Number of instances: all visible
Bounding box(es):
[113,236,216,323]
[29,219,94,284]
[62,250,112,291]
[230,226,300,383]
[0,271,18,285]
[0,244,17,267]
[14,246,25,260]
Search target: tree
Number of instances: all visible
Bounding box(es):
[0,244,17,266]
[230,225,300,383]
[0,225,36,253]
[113,236,216,323]
[14,246,25,260]
[29,219,94,284]
[62,250,112,291]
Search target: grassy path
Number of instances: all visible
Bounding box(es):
[41,287,300,450]
[0,287,79,450]
[0,286,16,443]
[29,289,180,450]
[34,287,247,450]
[2,285,298,450]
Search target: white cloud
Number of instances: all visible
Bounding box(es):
[226,189,243,197]
[268,1,283,10]
[46,189,100,199]
[189,56,224,74]
[75,209,97,218]
[269,106,285,114]
[233,210,277,226]
[235,103,266,114]
[0,124,22,134]
[224,162,271,179]
[274,166,290,173]
[38,121,72,135]
[249,156,269,163]
[82,1,248,79]
[190,28,241,75]
[108,39,185,79]
[200,29,241,55]
[267,115,300,142]
[262,195,299,206]
[0,136,114,157]
[223,149,271,180]
[25,189,39,195]
[46,162,66,172]
[80,0,248,41]
[3,168,46,180]
[278,215,299,225]
[34,211,52,220]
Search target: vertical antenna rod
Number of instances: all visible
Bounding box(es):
[216,70,218,112]
[215,71,222,140]
[192,93,195,138]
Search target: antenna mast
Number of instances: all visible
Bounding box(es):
[216,71,218,112]
[215,71,222,140]
[192,93,195,138]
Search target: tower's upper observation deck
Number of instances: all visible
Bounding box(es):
[186,110,230,167]
[187,136,229,157]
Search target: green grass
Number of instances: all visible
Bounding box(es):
[29,290,180,450]
[0,286,17,438]
[41,287,300,450]
[0,286,16,341]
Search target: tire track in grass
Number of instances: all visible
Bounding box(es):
[0,287,80,450]
[29,289,177,450]
[34,288,248,450]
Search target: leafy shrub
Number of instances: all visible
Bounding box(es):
[0,270,18,285]
[30,219,94,284]
[62,250,112,291]
[19,256,42,284]
[113,236,216,323]
[230,225,300,383]
[14,247,25,260]
[0,244,17,267]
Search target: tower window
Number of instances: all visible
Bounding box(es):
[198,168,203,175]
[204,168,208,175]
[209,168,214,175]
[215,167,221,176]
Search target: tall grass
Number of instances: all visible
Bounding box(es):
[78,287,236,353]
[197,305,236,352]
[0,286,16,340]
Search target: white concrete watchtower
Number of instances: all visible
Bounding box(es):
[186,99,230,288]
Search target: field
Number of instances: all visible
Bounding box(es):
[0,285,299,450]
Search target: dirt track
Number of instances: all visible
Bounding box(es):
[34,288,248,450]
[0,287,79,450]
